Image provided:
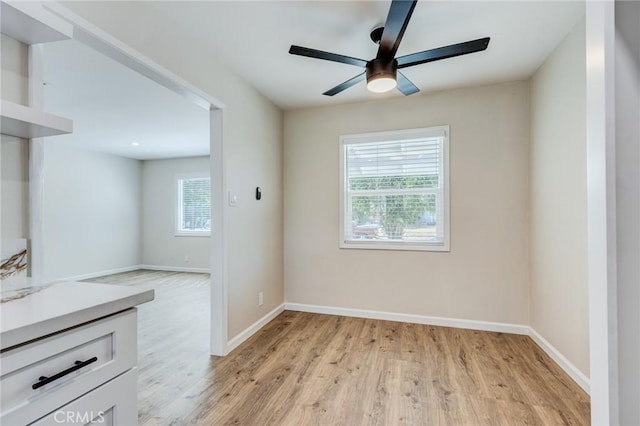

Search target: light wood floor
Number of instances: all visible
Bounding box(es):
[87,270,590,425]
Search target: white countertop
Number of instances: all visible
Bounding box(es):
[0,280,154,350]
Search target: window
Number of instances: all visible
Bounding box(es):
[176,173,211,236]
[340,126,449,251]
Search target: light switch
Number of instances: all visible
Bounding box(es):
[228,190,238,207]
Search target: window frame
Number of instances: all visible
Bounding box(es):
[175,172,211,237]
[339,126,450,252]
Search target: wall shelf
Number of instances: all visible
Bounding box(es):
[1,100,73,138]
[1,1,73,45]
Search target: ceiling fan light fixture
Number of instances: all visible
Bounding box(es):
[367,75,397,93]
[366,58,398,93]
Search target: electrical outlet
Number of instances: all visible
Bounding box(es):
[258,291,264,306]
[184,254,190,262]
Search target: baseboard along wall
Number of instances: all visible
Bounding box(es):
[58,265,211,282]
[57,265,141,282]
[284,302,530,335]
[527,326,590,394]
[226,304,285,354]
[139,264,211,274]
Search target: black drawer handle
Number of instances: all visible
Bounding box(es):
[32,357,98,390]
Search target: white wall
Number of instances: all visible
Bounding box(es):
[529,21,589,377]
[1,35,30,241]
[62,1,284,339]
[615,1,640,423]
[1,139,29,240]
[284,81,530,324]
[1,34,28,105]
[141,156,210,270]
[43,143,142,281]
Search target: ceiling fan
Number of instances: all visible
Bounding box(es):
[289,0,490,97]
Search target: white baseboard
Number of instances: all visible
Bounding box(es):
[226,304,285,354]
[59,265,141,282]
[58,264,210,282]
[139,265,210,274]
[527,327,590,394]
[284,302,590,394]
[284,302,530,335]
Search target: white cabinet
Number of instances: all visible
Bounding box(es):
[1,309,139,425]
[31,369,137,426]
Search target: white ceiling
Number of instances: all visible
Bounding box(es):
[149,1,585,110]
[43,39,209,160]
[41,1,584,159]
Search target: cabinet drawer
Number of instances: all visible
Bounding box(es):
[1,309,137,425]
[31,368,137,425]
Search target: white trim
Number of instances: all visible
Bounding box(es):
[139,265,210,274]
[56,265,141,282]
[174,172,211,237]
[28,44,45,282]
[284,303,529,335]
[586,2,619,424]
[57,265,211,282]
[225,304,285,354]
[339,125,450,252]
[340,126,448,144]
[339,240,450,252]
[527,327,590,394]
[210,108,227,356]
[174,233,211,238]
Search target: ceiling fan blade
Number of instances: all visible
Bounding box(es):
[289,45,367,68]
[323,72,366,96]
[396,71,419,96]
[377,0,418,61]
[397,37,490,68]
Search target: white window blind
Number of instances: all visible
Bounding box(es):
[176,174,211,236]
[340,126,449,251]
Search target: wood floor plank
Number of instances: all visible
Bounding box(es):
[85,270,590,425]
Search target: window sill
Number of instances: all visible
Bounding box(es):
[340,240,450,252]
[175,232,211,238]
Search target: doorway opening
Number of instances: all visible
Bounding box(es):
[32,4,227,356]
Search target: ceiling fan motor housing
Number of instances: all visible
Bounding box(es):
[366,58,398,84]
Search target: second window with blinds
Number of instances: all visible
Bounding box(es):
[339,126,450,251]
[175,173,211,237]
